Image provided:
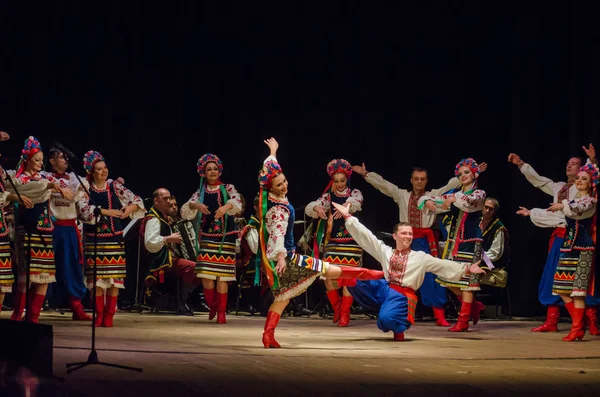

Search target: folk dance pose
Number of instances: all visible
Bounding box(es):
[351,162,482,326]
[3,136,74,323]
[143,188,201,314]
[331,201,485,341]
[305,159,364,327]
[510,149,600,334]
[418,158,487,332]
[42,147,92,321]
[254,138,384,348]
[180,153,242,324]
[80,150,145,327]
[518,162,599,341]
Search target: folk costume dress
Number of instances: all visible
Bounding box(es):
[418,158,486,332]
[4,136,56,323]
[343,215,474,340]
[80,150,145,291]
[519,160,600,332]
[180,153,242,323]
[361,169,461,324]
[0,180,14,296]
[305,159,364,326]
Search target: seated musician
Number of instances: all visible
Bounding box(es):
[143,188,201,314]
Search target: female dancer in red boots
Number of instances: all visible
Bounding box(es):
[547,162,598,341]
[418,158,487,332]
[306,159,364,327]
[257,138,384,348]
[80,150,145,327]
[180,154,242,324]
[4,136,74,323]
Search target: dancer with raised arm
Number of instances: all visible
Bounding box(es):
[509,146,600,334]
[79,150,145,327]
[418,158,487,332]
[352,161,487,326]
[305,159,364,327]
[331,201,485,341]
[180,153,242,324]
[517,162,599,341]
[256,138,384,348]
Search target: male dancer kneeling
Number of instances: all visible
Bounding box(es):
[331,202,486,341]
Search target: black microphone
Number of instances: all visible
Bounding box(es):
[52,141,78,161]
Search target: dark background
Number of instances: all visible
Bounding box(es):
[1,2,598,315]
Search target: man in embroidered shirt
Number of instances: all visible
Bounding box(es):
[143,188,201,314]
[331,202,485,341]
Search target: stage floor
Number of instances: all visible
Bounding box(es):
[4,311,600,396]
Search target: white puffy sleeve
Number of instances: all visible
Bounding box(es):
[246,228,259,254]
[76,196,97,225]
[519,163,560,197]
[485,229,505,263]
[428,177,462,197]
[3,170,52,204]
[0,191,10,208]
[347,189,363,213]
[180,191,200,220]
[112,180,145,219]
[453,189,486,213]
[344,216,393,278]
[305,193,330,218]
[561,197,596,220]
[418,193,453,215]
[529,208,566,228]
[420,252,469,280]
[224,184,243,215]
[364,172,405,204]
[265,205,291,261]
[144,217,166,253]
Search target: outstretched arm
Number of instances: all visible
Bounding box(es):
[353,163,404,203]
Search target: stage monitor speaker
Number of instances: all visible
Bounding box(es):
[0,319,53,377]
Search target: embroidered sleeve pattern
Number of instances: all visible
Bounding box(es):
[562,196,596,219]
[225,184,243,215]
[180,191,200,220]
[265,205,290,261]
[347,189,364,213]
[113,180,145,219]
[305,193,330,218]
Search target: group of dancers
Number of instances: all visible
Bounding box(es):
[0,132,598,347]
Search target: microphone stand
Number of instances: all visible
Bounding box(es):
[57,152,142,374]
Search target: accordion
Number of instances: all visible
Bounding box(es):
[170,220,198,261]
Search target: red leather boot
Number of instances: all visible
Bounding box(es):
[338,295,353,327]
[585,306,600,336]
[432,306,450,327]
[204,288,217,320]
[393,332,405,341]
[562,302,585,342]
[10,290,26,321]
[337,267,384,280]
[94,295,105,327]
[216,292,227,324]
[326,289,341,323]
[27,293,46,324]
[69,296,92,321]
[262,311,282,348]
[471,300,485,325]
[103,294,117,327]
[449,301,471,332]
[531,305,560,332]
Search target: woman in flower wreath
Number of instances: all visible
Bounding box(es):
[256,138,384,348]
[180,153,242,324]
[305,159,364,327]
[80,150,145,327]
[418,158,487,332]
[3,136,75,323]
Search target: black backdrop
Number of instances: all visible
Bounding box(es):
[1,2,599,315]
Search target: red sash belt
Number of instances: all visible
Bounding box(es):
[548,227,566,253]
[412,227,438,257]
[54,219,77,227]
[389,284,418,324]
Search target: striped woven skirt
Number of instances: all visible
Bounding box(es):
[17,227,55,284]
[0,236,13,292]
[323,239,362,267]
[195,235,237,281]
[436,242,483,291]
[552,250,594,297]
[85,234,126,289]
[272,252,328,302]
